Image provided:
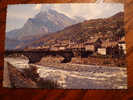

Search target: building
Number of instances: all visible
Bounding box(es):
[85,43,95,51]
[59,46,66,50]
[50,47,59,51]
[101,40,117,48]
[97,48,106,55]
[118,42,126,54]
[42,45,50,49]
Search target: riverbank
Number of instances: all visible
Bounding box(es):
[3,60,61,88]
[37,56,126,71]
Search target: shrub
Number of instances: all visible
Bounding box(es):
[23,65,61,88]
[37,78,61,89]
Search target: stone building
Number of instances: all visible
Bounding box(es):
[97,48,106,55]
[85,43,95,52]
[118,41,126,54]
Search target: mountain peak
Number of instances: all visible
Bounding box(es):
[6,8,78,50]
[34,9,60,19]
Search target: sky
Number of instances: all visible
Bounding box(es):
[6,3,124,32]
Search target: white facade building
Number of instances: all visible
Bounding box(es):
[97,48,106,55]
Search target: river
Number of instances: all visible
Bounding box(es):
[4,57,127,89]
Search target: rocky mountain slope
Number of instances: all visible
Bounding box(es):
[25,12,124,49]
[7,9,77,40]
[5,38,21,50]
[6,9,78,50]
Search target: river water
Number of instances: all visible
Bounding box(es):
[4,57,127,89]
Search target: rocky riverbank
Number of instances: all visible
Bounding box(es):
[3,61,61,88]
[37,56,126,70]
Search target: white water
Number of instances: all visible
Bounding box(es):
[4,57,127,89]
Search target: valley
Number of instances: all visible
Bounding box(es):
[4,3,126,89]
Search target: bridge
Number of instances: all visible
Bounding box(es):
[5,49,93,64]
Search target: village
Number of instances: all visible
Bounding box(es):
[26,31,126,59]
